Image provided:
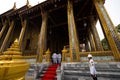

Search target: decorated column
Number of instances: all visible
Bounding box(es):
[0,20,14,52]
[93,0,120,61]
[19,18,27,50]
[90,16,103,51]
[36,11,48,62]
[88,29,96,51]
[0,20,7,39]
[85,38,91,52]
[86,38,92,51]
[67,0,80,62]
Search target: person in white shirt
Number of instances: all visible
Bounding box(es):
[52,53,57,64]
[57,53,61,64]
[88,54,97,80]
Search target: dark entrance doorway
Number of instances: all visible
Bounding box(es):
[47,25,69,53]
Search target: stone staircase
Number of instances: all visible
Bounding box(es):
[36,64,60,80]
[61,62,120,80]
[25,63,61,80]
[25,63,50,80]
[36,65,48,79]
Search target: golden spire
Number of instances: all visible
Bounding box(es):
[62,46,68,53]
[14,38,18,43]
[45,48,51,54]
[13,2,17,10]
[0,38,29,80]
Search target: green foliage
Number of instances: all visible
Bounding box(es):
[116,24,120,33]
[101,38,109,50]
[101,24,120,50]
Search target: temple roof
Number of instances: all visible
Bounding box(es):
[0,0,97,18]
[0,0,105,43]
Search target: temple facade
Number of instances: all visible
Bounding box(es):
[0,0,120,63]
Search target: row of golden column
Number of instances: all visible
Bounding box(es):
[0,0,120,73]
[37,0,120,63]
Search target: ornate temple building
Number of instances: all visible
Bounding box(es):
[0,0,120,63]
[1,0,120,80]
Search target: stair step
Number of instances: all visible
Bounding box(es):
[45,71,56,74]
[62,62,120,80]
[64,67,120,72]
[38,74,57,78]
[62,75,120,80]
[63,70,120,77]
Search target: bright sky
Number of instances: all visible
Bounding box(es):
[97,0,120,40]
[0,0,120,40]
[0,0,46,14]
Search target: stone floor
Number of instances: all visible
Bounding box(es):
[25,72,35,80]
[25,66,37,80]
[25,76,34,80]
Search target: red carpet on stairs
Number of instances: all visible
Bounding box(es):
[41,64,60,80]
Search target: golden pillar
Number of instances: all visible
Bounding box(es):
[90,16,103,51]
[0,20,14,53]
[19,19,27,50]
[93,0,120,61]
[0,20,7,39]
[86,38,91,52]
[88,29,96,51]
[36,11,48,62]
[67,0,80,62]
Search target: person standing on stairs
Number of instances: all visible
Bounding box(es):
[88,54,97,80]
[52,53,57,64]
[57,53,61,64]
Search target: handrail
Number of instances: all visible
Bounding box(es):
[79,51,113,56]
[62,50,114,62]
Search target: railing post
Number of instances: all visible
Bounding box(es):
[45,48,51,63]
[62,46,68,62]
